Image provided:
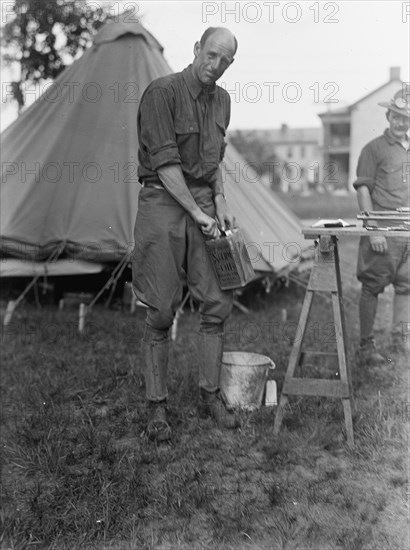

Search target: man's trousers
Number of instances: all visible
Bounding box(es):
[132,183,233,401]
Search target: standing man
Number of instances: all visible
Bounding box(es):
[132,28,238,441]
[353,88,410,366]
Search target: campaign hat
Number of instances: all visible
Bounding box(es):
[378,89,410,117]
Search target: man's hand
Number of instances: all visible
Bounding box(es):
[214,194,235,231]
[369,234,388,253]
[195,211,220,239]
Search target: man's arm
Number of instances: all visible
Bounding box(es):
[356,185,377,223]
[210,166,235,231]
[157,164,219,238]
[354,141,387,254]
[209,91,235,232]
[356,185,388,253]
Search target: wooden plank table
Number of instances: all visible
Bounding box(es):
[273,225,410,448]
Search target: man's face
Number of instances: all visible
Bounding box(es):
[387,110,410,140]
[192,31,235,86]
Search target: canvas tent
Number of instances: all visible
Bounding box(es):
[0,15,307,282]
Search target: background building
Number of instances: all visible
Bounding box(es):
[229,67,405,195]
[229,126,322,193]
[261,125,323,193]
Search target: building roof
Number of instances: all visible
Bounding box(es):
[318,105,350,118]
[231,127,321,144]
[318,67,403,119]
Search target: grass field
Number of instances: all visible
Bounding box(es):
[1,216,409,549]
[0,235,409,550]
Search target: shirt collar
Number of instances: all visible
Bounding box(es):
[182,65,216,100]
[384,128,409,149]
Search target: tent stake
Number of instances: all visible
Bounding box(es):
[3,300,15,327]
[3,243,65,319]
[78,303,86,333]
[171,309,182,341]
[171,291,191,341]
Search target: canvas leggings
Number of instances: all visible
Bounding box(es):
[357,236,410,344]
[132,183,233,401]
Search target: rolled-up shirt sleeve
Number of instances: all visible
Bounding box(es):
[138,87,181,171]
[224,93,231,130]
[221,92,231,162]
[353,144,376,192]
[209,92,231,190]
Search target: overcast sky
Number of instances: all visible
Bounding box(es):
[137,0,410,129]
[1,1,409,131]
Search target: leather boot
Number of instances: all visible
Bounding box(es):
[198,327,239,429]
[142,339,169,402]
[358,339,387,367]
[198,330,224,393]
[200,389,239,429]
[142,338,171,441]
[145,400,171,442]
[359,288,378,345]
[391,293,410,356]
[358,289,386,366]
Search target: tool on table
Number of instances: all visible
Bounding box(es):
[358,209,410,231]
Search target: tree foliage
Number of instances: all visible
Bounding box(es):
[2,0,110,108]
[229,130,282,189]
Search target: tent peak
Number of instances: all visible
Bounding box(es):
[94,10,164,51]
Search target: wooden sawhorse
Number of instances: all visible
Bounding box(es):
[273,225,410,448]
[273,229,355,446]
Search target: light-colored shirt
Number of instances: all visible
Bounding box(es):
[353,129,410,223]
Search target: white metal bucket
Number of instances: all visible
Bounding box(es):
[220,352,275,410]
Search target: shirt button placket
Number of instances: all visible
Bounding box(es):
[201,99,207,175]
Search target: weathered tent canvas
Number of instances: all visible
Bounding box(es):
[1,20,166,265]
[0,15,307,276]
[222,145,306,272]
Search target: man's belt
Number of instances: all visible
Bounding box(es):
[141,181,164,190]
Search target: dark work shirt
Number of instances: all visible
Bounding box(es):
[353,129,410,217]
[137,65,231,187]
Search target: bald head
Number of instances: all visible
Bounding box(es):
[200,27,238,55]
[192,27,237,86]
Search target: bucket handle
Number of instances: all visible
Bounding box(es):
[264,359,275,381]
[268,359,276,370]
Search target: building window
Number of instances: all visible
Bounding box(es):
[301,145,305,158]
[287,146,293,158]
